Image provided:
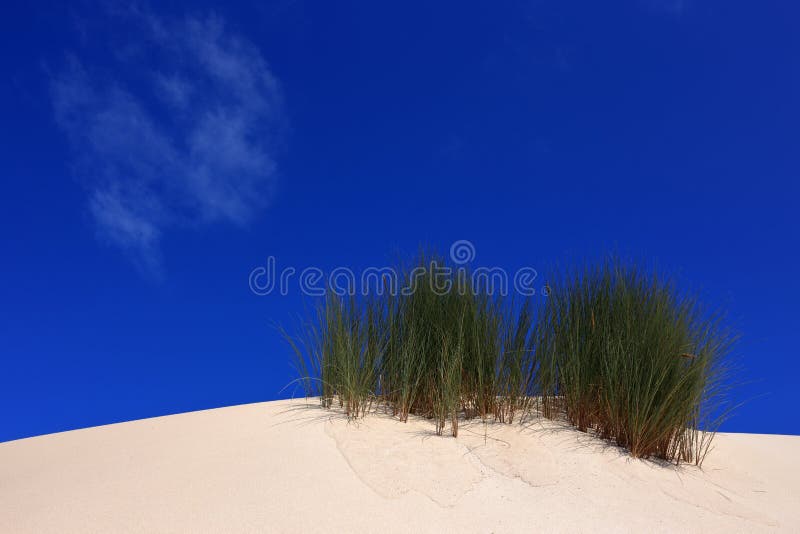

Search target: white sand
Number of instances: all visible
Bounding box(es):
[2,399,798,533]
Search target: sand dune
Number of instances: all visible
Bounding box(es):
[2,399,798,533]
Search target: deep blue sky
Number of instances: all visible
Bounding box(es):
[1,1,798,442]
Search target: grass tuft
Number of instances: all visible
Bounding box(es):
[534,258,735,464]
[282,252,735,465]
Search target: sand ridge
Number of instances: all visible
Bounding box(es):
[1,398,798,533]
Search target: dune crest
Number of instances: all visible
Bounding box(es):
[1,399,798,533]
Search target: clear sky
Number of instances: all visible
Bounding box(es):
[1,1,798,442]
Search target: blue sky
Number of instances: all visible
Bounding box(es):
[1,1,798,441]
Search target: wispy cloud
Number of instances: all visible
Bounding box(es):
[51,9,284,276]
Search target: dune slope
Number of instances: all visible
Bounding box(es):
[1,399,798,533]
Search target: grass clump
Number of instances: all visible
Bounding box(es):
[285,253,536,437]
[283,251,734,465]
[535,259,734,464]
[283,292,382,418]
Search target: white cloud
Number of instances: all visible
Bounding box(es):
[52,10,283,276]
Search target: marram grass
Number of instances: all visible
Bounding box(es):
[283,253,734,465]
[535,259,735,465]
